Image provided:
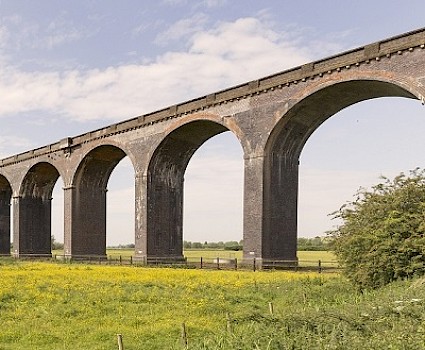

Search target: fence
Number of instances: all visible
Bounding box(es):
[47,254,338,272]
[0,253,339,272]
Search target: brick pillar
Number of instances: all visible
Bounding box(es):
[242,153,298,265]
[242,154,265,261]
[263,154,298,263]
[146,173,185,262]
[0,194,11,255]
[64,184,107,258]
[134,172,147,260]
[63,185,74,258]
[12,195,52,257]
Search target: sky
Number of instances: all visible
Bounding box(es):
[0,1,424,245]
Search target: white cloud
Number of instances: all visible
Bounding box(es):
[0,16,320,122]
[0,12,93,53]
[0,135,33,158]
[155,13,208,45]
[197,0,228,8]
[162,0,188,6]
[161,0,227,8]
[45,18,88,49]
[0,25,10,49]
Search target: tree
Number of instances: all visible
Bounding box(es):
[297,237,328,251]
[328,168,425,289]
[51,236,64,250]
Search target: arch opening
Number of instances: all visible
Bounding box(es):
[147,120,235,260]
[0,175,12,255]
[16,162,60,255]
[106,157,135,249]
[69,145,129,257]
[299,97,425,241]
[183,132,244,250]
[263,79,420,261]
[51,181,64,253]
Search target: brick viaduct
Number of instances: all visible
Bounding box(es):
[0,28,424,264]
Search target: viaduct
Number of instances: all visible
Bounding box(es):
[0,28,424,264]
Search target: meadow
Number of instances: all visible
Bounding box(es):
[1,259,425,349]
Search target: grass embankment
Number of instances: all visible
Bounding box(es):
[1,260,425,349]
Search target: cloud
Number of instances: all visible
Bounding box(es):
[0,25,10,49]
[0,12,94,55]
[0,135,33,159]
[161,0,227,8]
[0,15,324,122]
[197,0,228,8]
[155,13,208,45]
[45,16,89,49]
[161,0,188,6]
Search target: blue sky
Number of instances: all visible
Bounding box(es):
[0,1,424,245]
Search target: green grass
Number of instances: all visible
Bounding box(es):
[1,260,425,349]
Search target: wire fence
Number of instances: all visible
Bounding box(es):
[1,253,340,273]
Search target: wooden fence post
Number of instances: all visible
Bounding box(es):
[181,323,188,349]
[268,302,274,316]
[226,312,232,333]
[117,334,124,350]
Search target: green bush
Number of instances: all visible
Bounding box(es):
[329,168,425,289]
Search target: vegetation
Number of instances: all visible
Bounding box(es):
[50,236,63,250]
[329,168,425,289]
[297,236,329,251]
[1,260,425,349]
[182,238,328,251]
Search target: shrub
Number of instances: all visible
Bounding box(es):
[329,168,425,289]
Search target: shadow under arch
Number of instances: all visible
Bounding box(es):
[68,145,128,257]
[0,175,12,254]
[146,120,231,260]
[16,162,61,256]
[262,79,419,261]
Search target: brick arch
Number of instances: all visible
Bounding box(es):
[161,112,251,156]
[68,140,136,186]
[266,77,421,159]
[145,118,241,260]
[261,77,422,262]
[16,162,62,256]
[67,144,132,257]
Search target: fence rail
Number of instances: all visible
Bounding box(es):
[0,253,340,272]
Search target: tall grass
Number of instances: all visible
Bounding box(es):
[1,260,424,349]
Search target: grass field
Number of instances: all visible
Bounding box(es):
[1,259,425,349]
